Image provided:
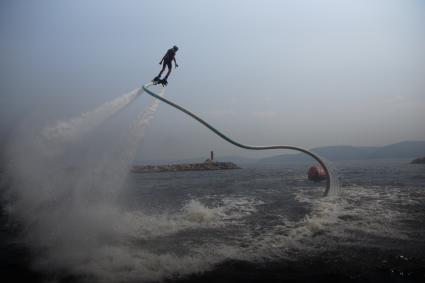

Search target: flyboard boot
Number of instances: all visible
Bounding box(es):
[152,76,167,86]
[159,78,168,86]
[159,74,169,86]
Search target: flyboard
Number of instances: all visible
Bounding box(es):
[152,77,168,86]
[142,82,333,196]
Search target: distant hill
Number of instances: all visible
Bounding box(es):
[367,141,425,159]
[258,141,425,163]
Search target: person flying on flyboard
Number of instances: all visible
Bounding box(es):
[153,45,179,86]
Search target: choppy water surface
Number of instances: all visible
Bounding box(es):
[2,159,424,282]
[116,159,425,282]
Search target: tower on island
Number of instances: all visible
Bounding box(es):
[205,151,215,164]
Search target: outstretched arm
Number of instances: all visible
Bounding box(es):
[174,58,178,68]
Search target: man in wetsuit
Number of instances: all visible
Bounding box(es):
[154,45,179,84]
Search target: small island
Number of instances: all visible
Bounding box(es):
[411,157,425,164]
[132,151,240,173]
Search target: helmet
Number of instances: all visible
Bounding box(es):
[173,45,179,51]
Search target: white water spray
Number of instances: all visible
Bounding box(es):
[41,87,143,144]
[95,87,166,194]
[4,85,166,281]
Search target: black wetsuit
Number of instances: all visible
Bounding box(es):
[157,49,176,80]
[163,49,176,67]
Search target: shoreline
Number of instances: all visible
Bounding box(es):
[132,161,240,173]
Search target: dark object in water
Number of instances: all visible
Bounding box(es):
[308,164,327,181]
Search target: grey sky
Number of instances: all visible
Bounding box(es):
[1,0,424,161]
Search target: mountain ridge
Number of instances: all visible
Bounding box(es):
[258,141,425,163]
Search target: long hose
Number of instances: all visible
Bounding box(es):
[143,82,332,196]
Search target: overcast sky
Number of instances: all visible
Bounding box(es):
[1,0,424,161]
